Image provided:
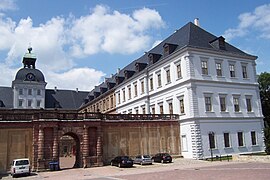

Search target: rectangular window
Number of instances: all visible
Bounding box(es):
[141,80,145,94]
[201,61,208,75]
[179,97,185,114]
[229,64,235,77]
[181,135,188,151]
[246,98,252,112]
[169,102,173,114]
[151,106,155,114]
[238,132,244,147]
[242,65,248,78]
[220,97,226,112]
[205,96,212,112]
[216,63,222,76]
[110,96,114,108]
[149,77,153,91]
[159,104,164,114]
[233,97,240,112]
[142,107,146,114]
[157,74,162,87]
[134,83,138,97]
[37,89,41,96]
[117,92,120,104]
[37,100,41,107]
[224,133,230,148]
[208,132,215,149]
[18,100,23,107]
[128,86,131,99]
[19,89,23,95]
[251,131,257,145]
[122,89,126,102]
[28,89,32,95]
[135,109,139,114]
[177,64,182,79]
[27,100,32,107]
[166,69,171,83]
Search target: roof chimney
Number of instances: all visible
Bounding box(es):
[117,68,120,74]
[194,18,200,26]
[76,88,78,92]
[54,86,57,92]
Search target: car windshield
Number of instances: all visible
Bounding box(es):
[143,155,150,158]
[15,160,29,166]
[121,156,130,160]
[162,153,170,156]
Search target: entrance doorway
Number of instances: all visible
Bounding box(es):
[59,132,81,169]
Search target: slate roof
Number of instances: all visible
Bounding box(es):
[45,89,89,109]
[0,87,13,108]
[83,22,257,105]
[0,87,88,109]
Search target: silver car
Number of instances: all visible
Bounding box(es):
[133,155,152,165]
[10,158,31,178]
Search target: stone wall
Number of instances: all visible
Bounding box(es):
[102,121,180,164]
[0,128,33,173]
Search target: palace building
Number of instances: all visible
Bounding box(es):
[80,20,265,159]
[0,20,265,172]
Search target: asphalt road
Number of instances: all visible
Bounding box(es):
[2,159,270,180]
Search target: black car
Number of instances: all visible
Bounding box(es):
[152,153,172,163]
[111,156,133,168]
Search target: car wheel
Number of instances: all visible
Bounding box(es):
[118,163,121,168]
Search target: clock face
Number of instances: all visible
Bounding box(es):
[26,73,35,81]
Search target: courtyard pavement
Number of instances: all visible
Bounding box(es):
[1,158,270,180]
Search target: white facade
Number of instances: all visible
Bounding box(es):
[13,82,46,109]
[115,45,264,159]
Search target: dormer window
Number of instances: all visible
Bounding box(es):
[163,43,178,56]
[115,76,125,85]
[209,36,226,50]
[135,62,147,72]
[148,53,162,64]
[124,70,135,79]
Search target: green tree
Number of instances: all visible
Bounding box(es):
[258,72,270,154]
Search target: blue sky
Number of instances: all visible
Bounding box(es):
[0,0,269,91]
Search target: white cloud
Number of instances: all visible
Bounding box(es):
[224,4,270,41]
[0,4,165,90]
[0,0,17,11]
[69,5,165,56]
[45,68,105,91]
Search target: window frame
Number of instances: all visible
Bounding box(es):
[204,95,212,112]
[201,60,208,75]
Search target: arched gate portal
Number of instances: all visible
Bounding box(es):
[33,118,103,171]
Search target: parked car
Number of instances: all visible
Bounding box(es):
[10,158,31,178]
[152,153,172,163]
[111,156,133,168]
[133,155,152,165]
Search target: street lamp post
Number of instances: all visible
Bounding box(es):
[209,131,214,162]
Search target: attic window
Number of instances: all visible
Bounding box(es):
[209,36,226,50]
[163,43,178,56]
[164,44,170,56]
[148,53,161,64]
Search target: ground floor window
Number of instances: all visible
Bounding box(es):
[237,131,244,147]
[224,132,230,148]
[251,131,257,145]
[208,132,215,149]
[181,135,188,151]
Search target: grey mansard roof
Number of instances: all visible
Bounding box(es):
[0,87,13,108]
[45,89,89,109]
[83,22,257,106]
[0,87,88,109]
